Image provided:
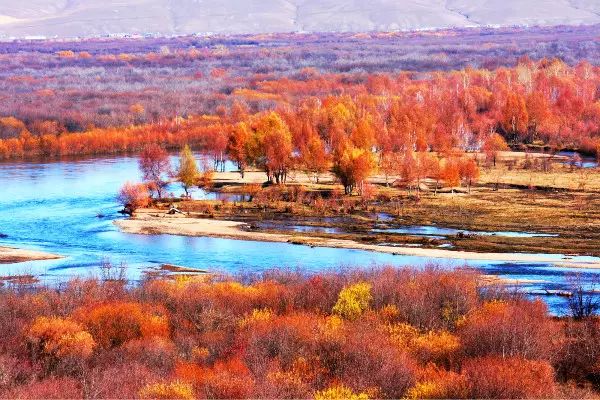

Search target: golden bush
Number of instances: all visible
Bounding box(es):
[27,316,96,360]
[332,282,372,320]
[314,384,370,400]
[138,381,195,400]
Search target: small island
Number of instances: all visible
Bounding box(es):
[0,246,62,264]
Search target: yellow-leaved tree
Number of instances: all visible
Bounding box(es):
[332,282,372,320]
[177,144,199,196]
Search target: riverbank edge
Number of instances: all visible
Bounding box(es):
[0,246,63,264]
[114,209,600,269]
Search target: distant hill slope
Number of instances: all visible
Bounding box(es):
[0,0,598,39]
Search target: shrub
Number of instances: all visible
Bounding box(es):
[332,319,417,398]
[27,316,95,372]
[407,366,468,399]
[0,268,597,397]
[243,313,318,378]
[387,324,460,367]
[288,274,346,314]
[83,362,159,399]
[4,376,82,399]
[140,314,170,338]
[411,330,461,366]
[462,356,557,399]
[203,280,287,316]
[260,357,320,398]
[139,381,195,399]
[239,308,274,328]
[332,282,372,320]
[0,355,35,394]
[388,323,419,346]
[117,181,150,212]
[554,318,600,388]
[458,300,560,361]
[75,302,168,348]
[314,384,370,400]
[175,357,255,398]
[378,304,400,323]
[370,267,478,330]
[123,336,177,371]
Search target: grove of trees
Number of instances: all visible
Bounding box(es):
[1,56,599,193]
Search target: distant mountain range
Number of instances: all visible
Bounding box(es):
[0,0,598,39]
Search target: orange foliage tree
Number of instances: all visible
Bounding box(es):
[482,132,509,166]
[253,112,294,184]
[333,145,376,195]
[117,181,151,213]
[227,122,251,178]
[459,157,480,193]
[440,158,461,190]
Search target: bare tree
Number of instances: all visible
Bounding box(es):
[566,274,599,319]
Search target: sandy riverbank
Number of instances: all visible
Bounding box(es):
[0,246,62,264]
[115,209,600,269]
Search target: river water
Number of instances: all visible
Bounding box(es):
[0,154,598,313]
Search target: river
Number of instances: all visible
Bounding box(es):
[0,154,599,314]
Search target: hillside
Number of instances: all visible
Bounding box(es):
[0,0,598,39]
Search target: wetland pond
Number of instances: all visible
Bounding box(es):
[556,150,599,169]
[0,154,598,314]
[372,225,558,238]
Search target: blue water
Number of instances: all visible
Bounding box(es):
[256,222,343,234]
[557,151,598,169]
[373,226,558,238]
[0,154,599,314]
[0,155,444,280]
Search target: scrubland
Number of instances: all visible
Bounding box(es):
[0,267,598,399]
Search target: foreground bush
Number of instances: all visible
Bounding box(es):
[332,282,372,320]
[463,357,557,399]
[0,266,597,398]
[27,316,95,373]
